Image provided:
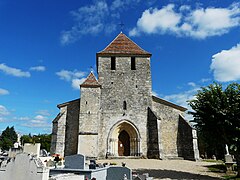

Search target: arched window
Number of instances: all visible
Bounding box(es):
[123,101,127,110]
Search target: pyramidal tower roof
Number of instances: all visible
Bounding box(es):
[80,72,101,88]
[97,32,151,57]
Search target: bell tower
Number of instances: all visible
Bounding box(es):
[96,32,153,157]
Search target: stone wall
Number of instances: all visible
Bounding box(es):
[97,56,152,157]
[152,96,185,159]
[177,115,195,160]
[177,115,199,160]
[51,106,67,156]
[147,107,160,159]
[51,99,80,157]
[78,86,101,157]
[64,99,80,156]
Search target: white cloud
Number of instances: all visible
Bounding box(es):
[72,78,86,90]
[60,0,145,44]
[21,121,51,128]
[0,63,30,77]
[18,116,30,121]
[201,78,211,83]
[130,3,240,39]
[152,90,159,97]
[188,82,196,87]
[0,105,10,116]
[34,115,47,121]
[211,43,240,82]
[36,110,50,116]
[0,88,9,95]
[56,69,86,90]
[61,1,110,45]
[163,87,200,120]
[163,88,199,108]
[56,70,85,81]
[130,4,181,36]
[21,114,50,128]
[110,0,140,10]
[30,66,46,72]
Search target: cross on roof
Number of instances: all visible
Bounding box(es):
[119,22,124,32]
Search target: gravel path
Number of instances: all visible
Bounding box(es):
[97,159,223,179]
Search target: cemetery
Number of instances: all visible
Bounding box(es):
[0,143,154,180]
[0,141,239,179]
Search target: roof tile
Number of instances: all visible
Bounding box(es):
[80,72,101,88]
[97,32,151,56]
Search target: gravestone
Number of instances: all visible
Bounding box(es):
[224,144,234,173]
[64,154,85,169]
[106,166,132,180]
[23,143,41,157]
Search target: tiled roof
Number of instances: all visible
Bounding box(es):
[97,32,151,57]
[80,72,101,88]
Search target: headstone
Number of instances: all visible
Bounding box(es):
[23,143,41,157]
[225,154,233,163]
[225,155,234,173]
[64,154,85,169]
[106,166,132,180]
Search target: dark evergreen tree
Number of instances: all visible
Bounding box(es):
[0,126,18,151]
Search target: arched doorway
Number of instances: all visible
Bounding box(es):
[107,120,141,157]
[118,130,130,156]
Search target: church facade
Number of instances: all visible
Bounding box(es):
[50,33,199,160]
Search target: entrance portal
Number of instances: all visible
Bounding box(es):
[108,120,141,157]
[118,130,130,156]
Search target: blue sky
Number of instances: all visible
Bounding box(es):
[0,0,240,134]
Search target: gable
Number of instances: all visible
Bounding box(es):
[152,95,187,112]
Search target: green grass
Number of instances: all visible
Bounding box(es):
[203,159,224,163]
[207,164,226,173]
[222,175,240,180]
[205,163,240,179]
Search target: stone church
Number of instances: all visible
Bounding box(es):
[51,32,199,160]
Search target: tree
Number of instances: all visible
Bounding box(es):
[189,83,240,176]
[0,126,18,151]
[189,83,226,159]
[20,133,52,152]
